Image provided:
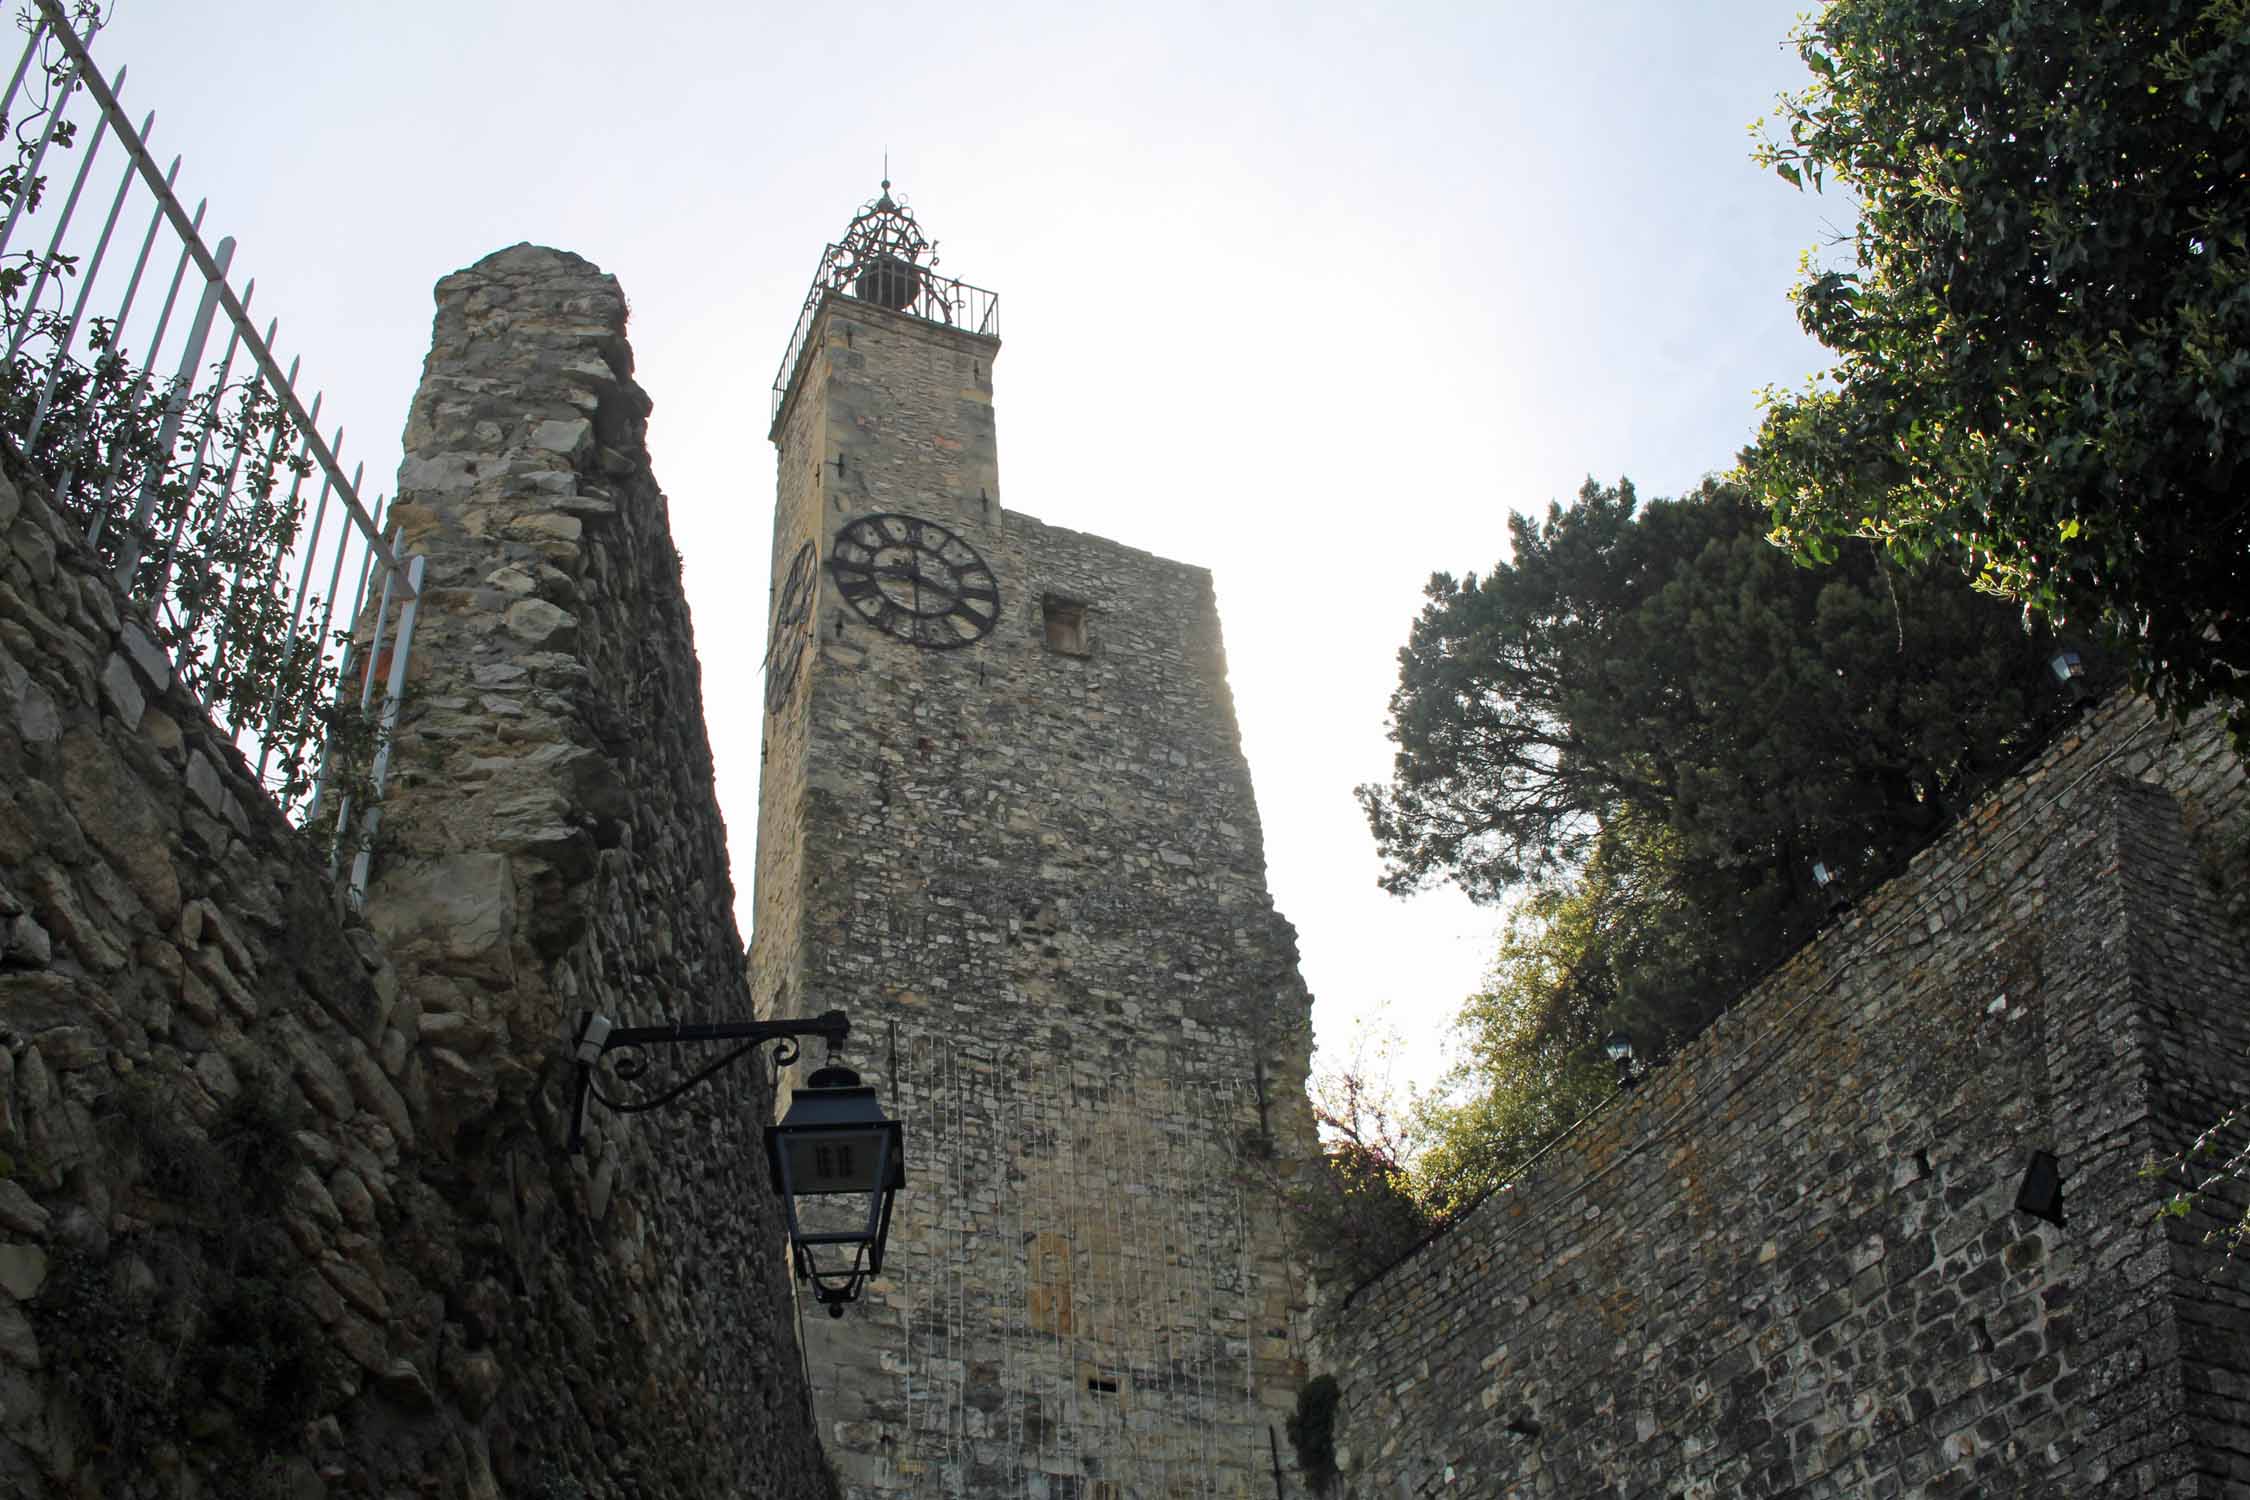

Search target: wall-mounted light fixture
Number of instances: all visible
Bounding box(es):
[569,1008,905,1315]
[1604,1031,1639,1090]
[2049,649,2089,708]
[1811,858,1849,914]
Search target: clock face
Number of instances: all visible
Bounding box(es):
[827,512,1000,650]
[765,540,817,713]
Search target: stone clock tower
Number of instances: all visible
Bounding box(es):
[750,185,1319,1499]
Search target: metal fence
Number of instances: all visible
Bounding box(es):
[0,1,422,903]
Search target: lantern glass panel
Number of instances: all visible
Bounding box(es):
[783,1128,889,1195]
[792,1183,881,1248]
[783,1131,890,1247]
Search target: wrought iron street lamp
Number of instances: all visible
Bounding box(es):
[567,1008,905,1315]
[768,1059,905,1315]
[1810,857,1849,914]
[2049,649,2090,707]
[1604,1030,1639,1089]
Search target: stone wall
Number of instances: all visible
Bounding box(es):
[362,244,837,1498]
[1319,696,2250,1498]
[755,293,1322,1498]
[0,244,837,1498]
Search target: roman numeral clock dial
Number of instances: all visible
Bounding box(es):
[826,512,1000,649]
[764,539,817,713]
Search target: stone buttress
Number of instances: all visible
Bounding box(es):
[364,245,837,1497]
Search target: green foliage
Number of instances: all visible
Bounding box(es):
[1405,855,1640,1217]
[1363,478,2080,1193]
[1286,1374,1342,1496]
[2149,1106,2250,1253]
[0,19,360,811]
[1301,1067,1435,1285]
[1362,477,2070,907]
[1746,0,2250,742]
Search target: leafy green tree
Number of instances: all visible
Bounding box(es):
[1361,478,2082,1191]
[1404,862,1624,1216]
[1362,477,2069,908]
[1746,0,2250,740]
[1299,1064,1433,1286]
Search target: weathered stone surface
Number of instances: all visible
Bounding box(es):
[0,646,58,750]
[357,244,837,1496]
[758,288,1320,1497]
[343,1047,413,1148]
[501,596,576,648]
[316,1254,387,1322]
[136,702,182,760]
[1320,695,2250,1499]
[439,1342,501,1418]
[183,751,223,818]
[529,417,590,457]
[21,864,125,973]
[366,852,516,985]
[117,622,169,694]
[328,1167,375,1231]
[4,417,832,1494]
[376,1356,435,1410]
[0,1299,38,1368]
[0,1185,47,1239]
[0,1245,45,1302]
[57,727,180,926]
[95,652,141,729]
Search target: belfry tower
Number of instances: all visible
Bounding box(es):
[751,185,1319,1498]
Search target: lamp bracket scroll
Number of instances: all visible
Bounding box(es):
[568,1008,852,1152]
[565,1006,905,1316]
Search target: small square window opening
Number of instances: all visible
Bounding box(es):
[1043,597,1091,657]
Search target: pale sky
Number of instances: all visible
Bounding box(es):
[92,0,1838,1109]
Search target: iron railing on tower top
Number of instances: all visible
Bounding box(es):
[0,1,422,904]
[770,244,998,426]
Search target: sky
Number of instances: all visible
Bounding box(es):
[87,0,1841,1114]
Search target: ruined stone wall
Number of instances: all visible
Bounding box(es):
[362,244,837,1498]
[755,296,1320,1498]
[1321,696,2250,1498]
[0,245,837,1498]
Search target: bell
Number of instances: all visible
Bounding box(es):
[854,253,921,310]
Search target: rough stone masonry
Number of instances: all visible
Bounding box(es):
[1319,694,2250,1498]
[9,225,2250,1500]
[754,279,1324,1497]
[0,245,837,1497]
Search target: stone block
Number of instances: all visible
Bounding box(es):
[95,652,142,729]
[502,597,577,649]
[530,417,591,457]
[363,851,517,986]
[117,621,170,695]
[57,727,180,926]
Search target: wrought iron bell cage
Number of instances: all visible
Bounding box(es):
[770,180,998,424]
[832,182,933,310]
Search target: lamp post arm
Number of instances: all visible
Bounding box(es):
[600,1010,851,1053]
[567,1009,852,1153]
